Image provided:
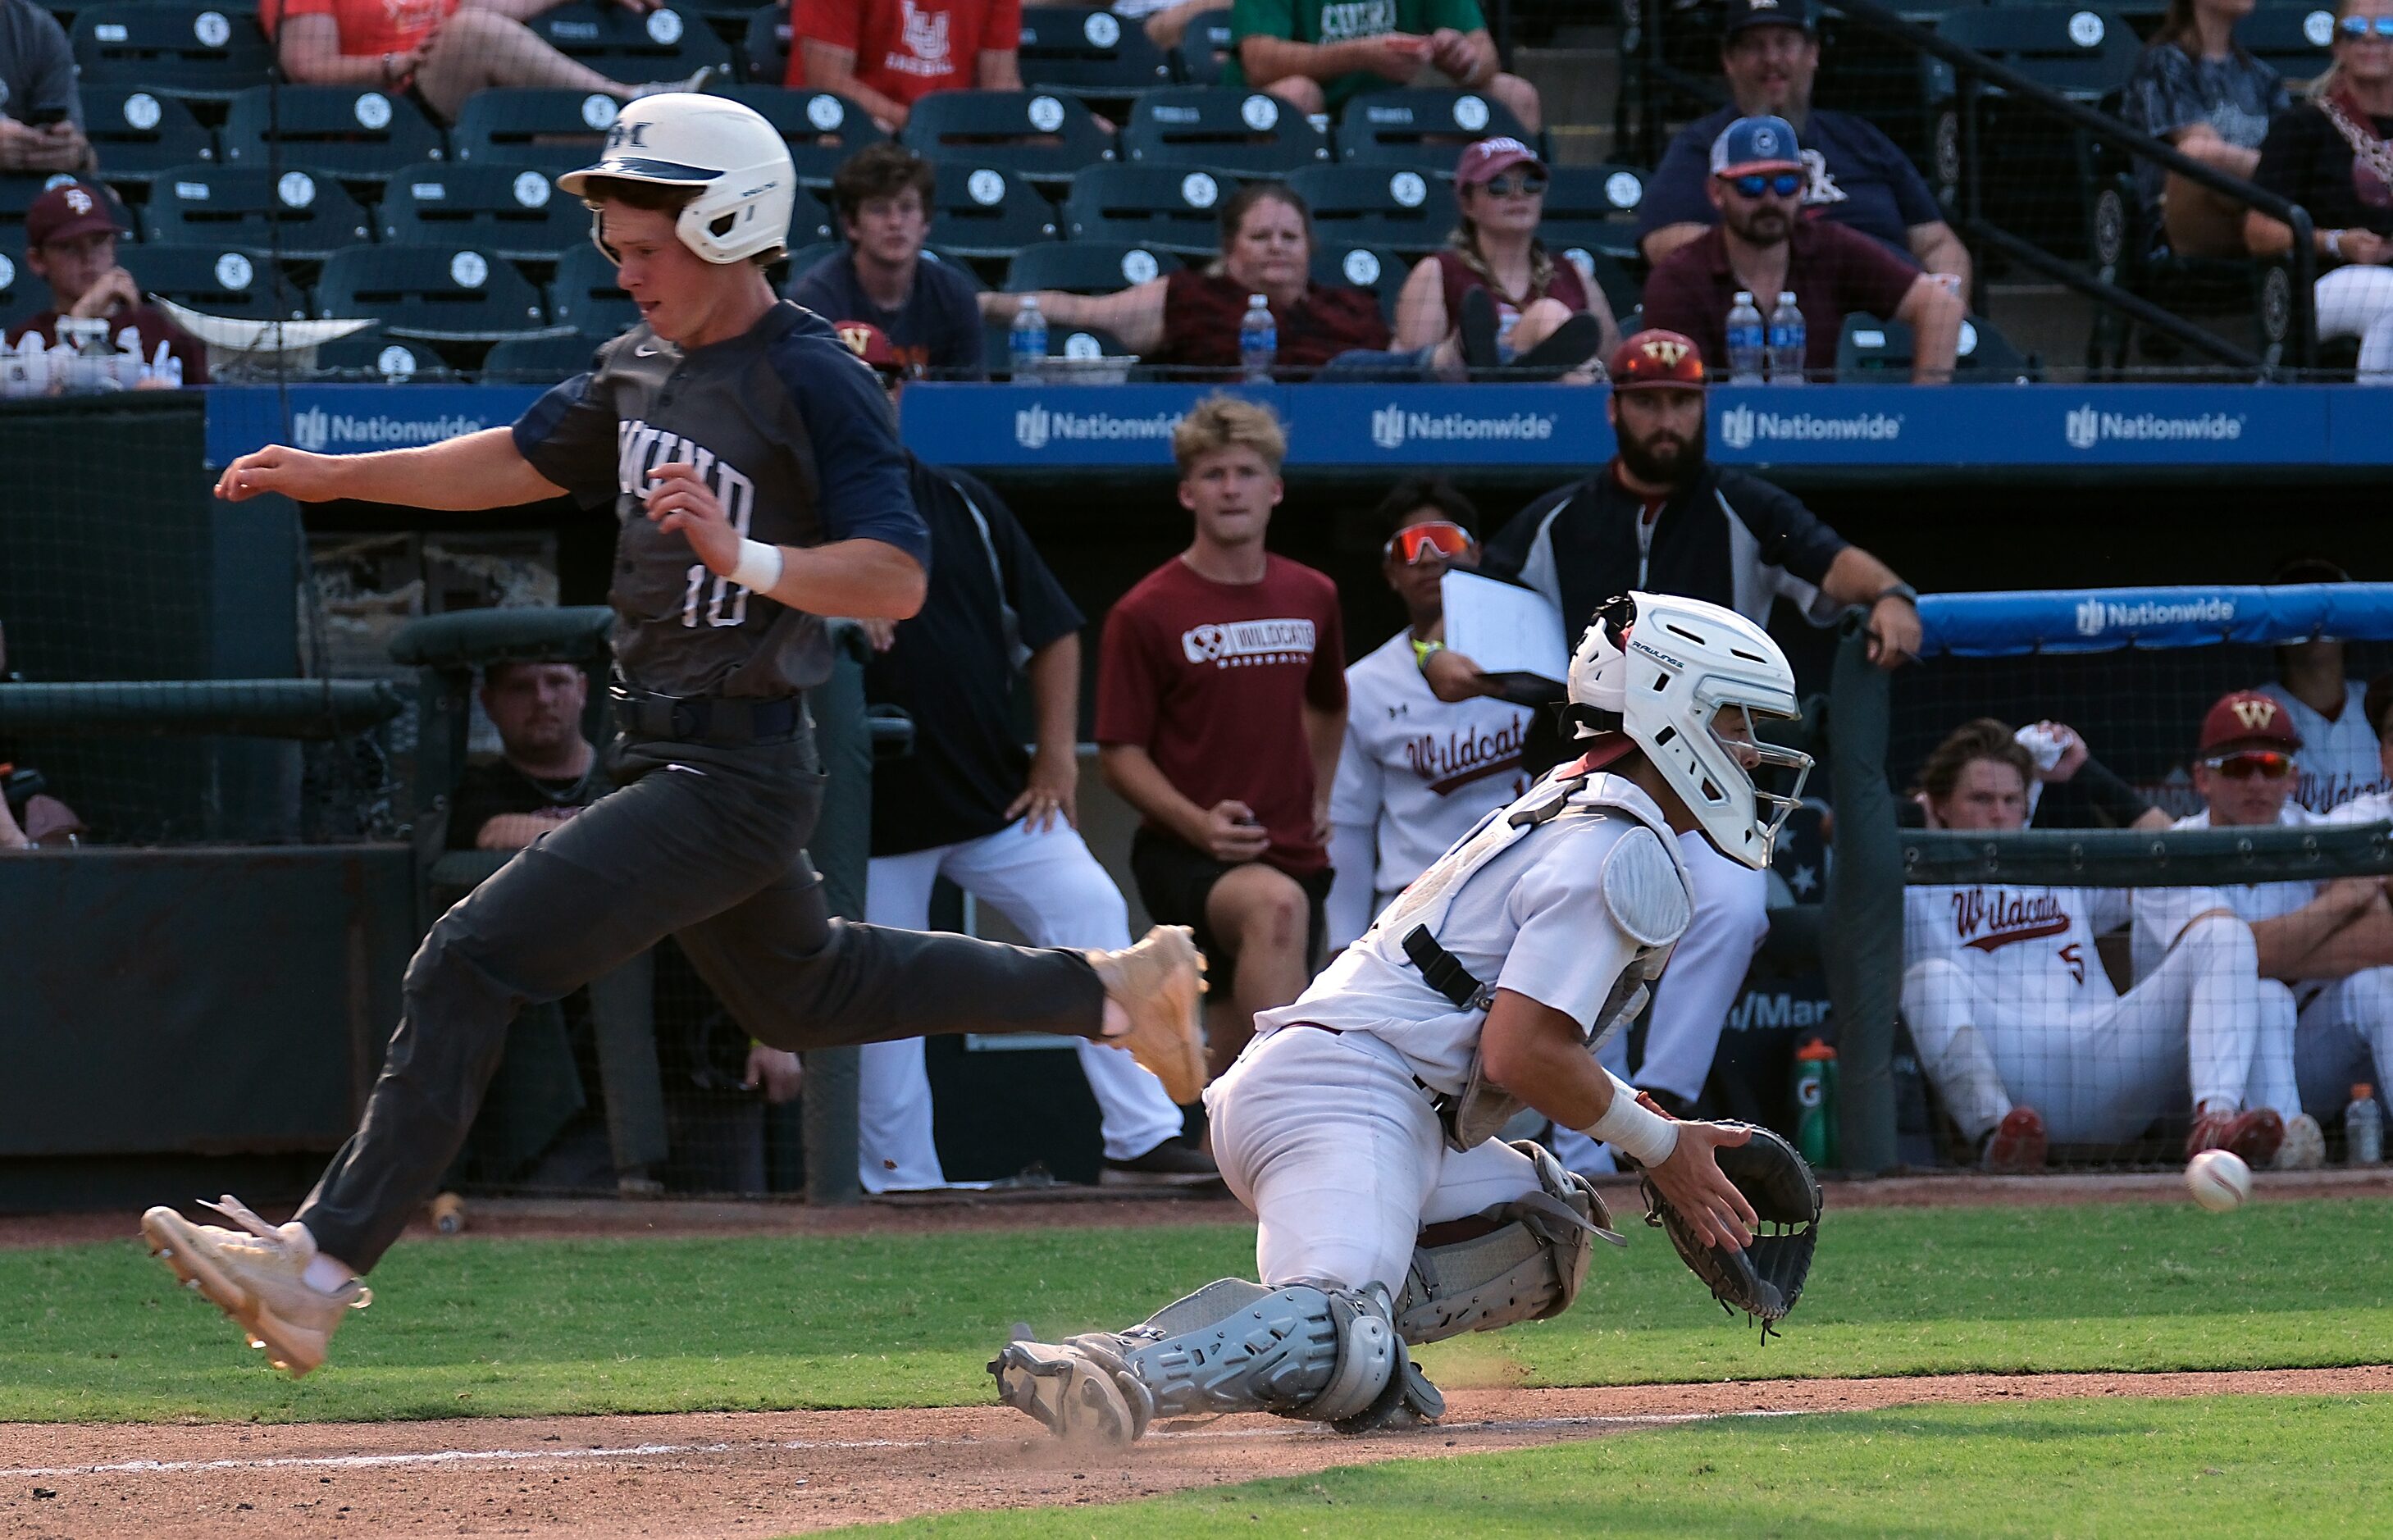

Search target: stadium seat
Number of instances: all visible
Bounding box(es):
[482,330,606,381]
[919,244,987,293]
[1016,5,1174,94]
[521,1,729,85]
[0,239,38,335]
[1535,163,1648,263]
[921,160,1056,258]
[1931,6,2142,103]
[79,87,215,185]
[130,241,306,318]
[141,163,371,261]
[1308,243,1407,322]
[313,326,459,380]
[1060,162,1229,255]
[2236,3,2337,89]
[316,244,554,340]
[1120,87,1331,176]
[980,317,1137,372]
[706,85,887,186]
[549,239,636,335]
[1004,239,1183,294]
[451,89,627,177]
[1835,310,2033,381]
[1553,244,1640,322]
[1286,163,1458,255]
[71,2,274,99]
[1334,89,1535,169]
[378,162,583,262]
[900,90,1114,186]
[1171,6,1235,86]
[0,171,134,242]
[741,4,790,88]
[221,85,443,188]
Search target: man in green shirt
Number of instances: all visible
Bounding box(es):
[1224,0,1541,128]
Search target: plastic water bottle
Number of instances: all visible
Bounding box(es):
[1767,289,1807,385]
[1010,294,1047,385]
[1239,293,1276,382]
[1725,289,1765,385]
[2350,1083,2383,1165]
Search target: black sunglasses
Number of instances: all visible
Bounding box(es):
[1481,172,1547,198]
[1729,171,1806,198]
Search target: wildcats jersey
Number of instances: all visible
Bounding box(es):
[1905,883,2132,1007]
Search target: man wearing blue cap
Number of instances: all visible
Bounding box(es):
[1641,114,1963,384]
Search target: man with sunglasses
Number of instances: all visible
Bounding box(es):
[1324,479,1532,952]
[1643,116,1962,384]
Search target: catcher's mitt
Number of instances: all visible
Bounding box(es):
[1639,1122,1822,1337]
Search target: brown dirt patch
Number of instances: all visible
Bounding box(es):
[2,1367,2384,1539]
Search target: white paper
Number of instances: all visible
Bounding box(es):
[1442,569,1568,686]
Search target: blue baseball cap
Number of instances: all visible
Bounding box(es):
[1709,115,1805,178]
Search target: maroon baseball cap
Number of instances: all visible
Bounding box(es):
[2199,690,2304,755]
[25,181,119,249]
[1454,136,1544,186]
[832,318,904,376]
[1607,329,1707,390]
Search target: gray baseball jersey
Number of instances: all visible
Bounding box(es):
[512,300,929,699]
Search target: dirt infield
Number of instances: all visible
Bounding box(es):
[2,1367,2386,1538]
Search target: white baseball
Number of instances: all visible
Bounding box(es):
[2186,1149,2251,1212]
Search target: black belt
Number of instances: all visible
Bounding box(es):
[609,688,802,746]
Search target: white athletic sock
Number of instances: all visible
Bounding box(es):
[302,1252,355,1295]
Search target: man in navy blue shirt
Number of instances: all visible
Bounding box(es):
[1634,0,1971,287]
[789,144,985,378]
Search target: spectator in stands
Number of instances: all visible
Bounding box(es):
[981,182,1600,376]
[2247,0,2393,382]
[2119,0,2288,259]
[2325,671,2393,822]
[1124,0,1226,53]
[262,0,716,125]
[1096,395,1346,1078]
[1423,329,1921,1142]
[2257,558,2388,812]
[6,183,208,387]
[784,0,1022,134]
[833,322,1215,1190]
[1392,137,1622,372]
[0,0,93,174]
[1636,0,1968,285]
[1641,116,1964,384]
[1908,718,2171,832]
[790,146,982,378]
[1324,476,1530,953]
[1222,0,1540,132]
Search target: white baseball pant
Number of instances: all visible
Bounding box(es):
[1902,913,2298,1146]
[2272,966,2393,1119]
[2315,265,2393,384]
[858,818,1186,1191]
[1206,1024,1544,1290]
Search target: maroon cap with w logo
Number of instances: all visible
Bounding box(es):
[2199,690,2303,754]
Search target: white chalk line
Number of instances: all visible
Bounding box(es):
[0,1407,1806,1481]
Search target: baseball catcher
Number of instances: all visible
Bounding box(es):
[992,592,1825,1442]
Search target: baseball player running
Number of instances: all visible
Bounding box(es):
[991,593,1824,1442]
[141,93,1205,1377]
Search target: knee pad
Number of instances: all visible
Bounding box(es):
[1393,1140,1622,1346]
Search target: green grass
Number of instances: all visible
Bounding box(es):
[828,1394,2393,1538]
[6,1199,2387,1424]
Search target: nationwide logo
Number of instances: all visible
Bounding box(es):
[2073,594,2237,637]
[290,406,489,452]
[1369,404,1557,450]
[1716,403,1903,451]
[1014,402,1183,451]
[2064,403,2245,451]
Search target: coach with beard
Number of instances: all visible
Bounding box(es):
[1420,326,1918,1154]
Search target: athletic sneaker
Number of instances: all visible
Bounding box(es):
[1100,1137,1223,1189]
[2273,1111,2326,1171]
[141,1196,369,1378]
[1980,1105,2048,1173]
[2186,1107,2284,1167]
[990,1338,1139,1444]
[1087,924,1207,1104]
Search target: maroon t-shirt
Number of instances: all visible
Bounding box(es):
[1157,271,1391,371]
[8,303,209,385]
[1433,247,1591,334]
[1639,218,1919,376]
[1095,554,1347,876]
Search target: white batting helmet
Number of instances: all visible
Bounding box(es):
[1566,592,1812,869]
[558,93,795,265]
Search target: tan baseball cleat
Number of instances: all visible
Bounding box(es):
[1087,923,1208,1104]
[990,1339,1140,1445]
[141,1196,370,1378]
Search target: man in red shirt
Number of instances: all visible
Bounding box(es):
[1097,396,1347,1077]
[785,0,1023,132]
[7,182,206,385]
[1640,115,1962,384]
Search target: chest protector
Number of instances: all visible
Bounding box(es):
[1356,770,1695,1151]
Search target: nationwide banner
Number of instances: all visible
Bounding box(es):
[1917,583,2393,656]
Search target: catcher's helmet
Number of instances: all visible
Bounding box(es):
[1566,591,1811,870]
[558,93,795,265]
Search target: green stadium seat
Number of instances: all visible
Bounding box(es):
[522,1,730,85]
[220,84,443,189]
[1931,5,2141,100]
[71,2,274,99]
[1286,163,1458,256]
[141,162,371,261]
[1004,239,1183,294]
[979,317,1136,373]
[1170,6,1234,85]
[1308,242,1406,321]
[1536,163,1648,264]
[741,3,790,87]
[1060,162,1229,255]
[451,89,625,177]
[79,87,215,187]
[922,159,1056,258]
[706,85,887,185]
[131,241,306,318]
[1016,5,1174,95]
[378,162,583,262]
[312,326,459,380]
[900,90,1115,186]
[1552,243,1641,322]
[482,330,606,381]
[2236,3,2337,89]
[0,237,38,334]
[1835,309,2033,380]
[1121,86,1332,176]
[316,243,553,340]
[0,171,134,243]
[1333,89,1535,170]
[549,239,636,336]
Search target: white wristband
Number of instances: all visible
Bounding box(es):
[730,539,783,595]
[1583,1075,1680,1167]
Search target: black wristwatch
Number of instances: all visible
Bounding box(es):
[1875,582,1919,608]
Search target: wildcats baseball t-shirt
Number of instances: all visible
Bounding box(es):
[1096,554,1347,876]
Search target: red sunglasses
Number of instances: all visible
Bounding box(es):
[1385,521,1475,564]
[2204,751,2295,780]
